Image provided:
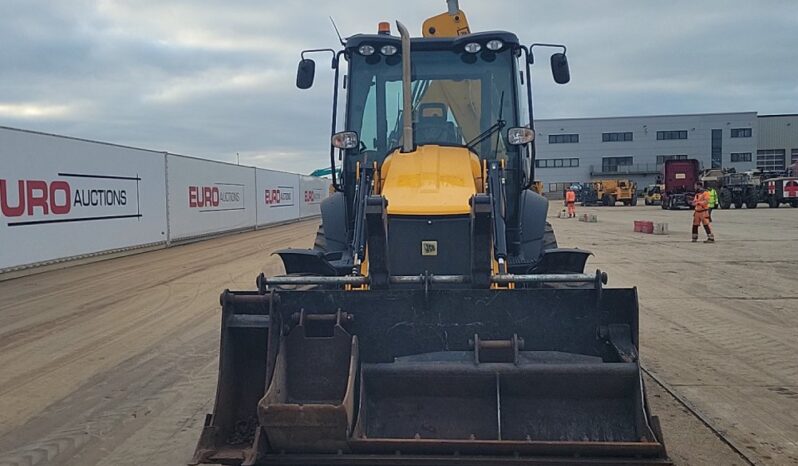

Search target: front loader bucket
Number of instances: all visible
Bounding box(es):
[195,286,670,465]
[191,291,275,465]
[258,315,358,452]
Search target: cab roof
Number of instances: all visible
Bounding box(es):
[345,31,521,53]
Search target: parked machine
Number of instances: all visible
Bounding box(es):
[718,172,760,209]
[643,184,663,206]
[661,159,700,210]
[575,182,599,205]
[592,179,638,206]
[192,2,669,465]
[761,176,798,208]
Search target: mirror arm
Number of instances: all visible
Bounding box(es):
[329,50,345,191]
[521,45,537,189]
[529,43,567,55]
[301,48,344,190]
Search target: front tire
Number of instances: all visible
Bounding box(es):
[313,224,327,252]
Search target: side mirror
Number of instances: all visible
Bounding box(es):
[507,127,535,145]
[296,59,316,89]
[331,131,359,150]
[550,52,570,84]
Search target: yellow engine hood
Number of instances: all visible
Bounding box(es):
[380,145,483,216]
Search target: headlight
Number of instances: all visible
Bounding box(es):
[507,127,535,145]
[486,40,504,51]
[380,44,398,56]
[464,42,482,54]
[331,131,360,150]
[358,45,375,56]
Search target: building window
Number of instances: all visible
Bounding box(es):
[792,149,798,165]
[730,128,752,138]
[731,152,752,163]
[656,155,688,165]
[602,156,633,173]
[756,149,786,171]
[536,158,580,168]
[711,129,722,169]
[656,130,688,140]
[547,182,578,193]
[602,132,633,142]
[548,134,579,144]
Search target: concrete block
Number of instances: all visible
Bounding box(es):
[579,214,598,223]
[653,223,669,235]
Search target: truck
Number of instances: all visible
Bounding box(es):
[661,159,700,210]
[761,176,798,208]
[592,179,638,206]
[718,171,759,209]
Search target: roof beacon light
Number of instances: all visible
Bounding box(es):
[464,42,481,54]
[486,39,504,51]
[378,22,391,35]
[358,44,375,56]
[381,44,398,56]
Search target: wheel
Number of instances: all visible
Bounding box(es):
[768,197,779,208]
[630,195,638,206]
[602,194,611,206]
[313,224,327,252]
[542,221,558,251]
[734,200,743,209]
[791,200,798,208]
[645,198,650,206]
[608,195,616,206]
[719,190,732,209]
[746,198,758,209]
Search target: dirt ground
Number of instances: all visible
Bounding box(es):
[552,201,798,465]
[0,203,795,465]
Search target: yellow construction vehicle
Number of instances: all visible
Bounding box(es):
[643,184,664,205]
[594,179,638,206]
[192,2,669,465]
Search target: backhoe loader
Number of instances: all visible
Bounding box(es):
[192,2,670,464]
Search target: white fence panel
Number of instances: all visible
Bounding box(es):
[166,154,256,241]
[0,127,167,270]
[255,169,300,227]
[299,175,330,218]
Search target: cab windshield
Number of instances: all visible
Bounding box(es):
[347,48,519,159]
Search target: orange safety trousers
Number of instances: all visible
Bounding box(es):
[692,209,710,227]
[567,202,576,216]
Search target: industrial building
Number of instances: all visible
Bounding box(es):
[534,112,796,194]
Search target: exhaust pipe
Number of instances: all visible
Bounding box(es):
[447,0,460,16]
[396,21,413,152]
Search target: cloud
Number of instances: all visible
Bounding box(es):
[1,0,797,174]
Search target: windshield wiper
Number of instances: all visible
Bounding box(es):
[466,119,506,150]
[466,91,506,152]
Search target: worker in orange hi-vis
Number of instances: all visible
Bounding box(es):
[692,186,715,243]
[565,188,577,218]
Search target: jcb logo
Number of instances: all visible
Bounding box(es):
[421,240,438,256]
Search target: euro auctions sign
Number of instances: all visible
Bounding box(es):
[264,186,295,207]
[188,184,245,212]
[0,172,142,227]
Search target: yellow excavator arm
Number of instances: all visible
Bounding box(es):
[422,0,471,37]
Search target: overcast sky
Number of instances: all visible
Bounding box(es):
[1,0,797,174]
